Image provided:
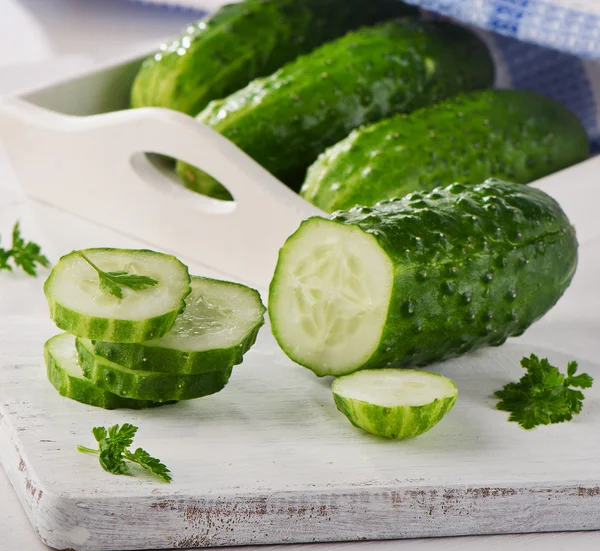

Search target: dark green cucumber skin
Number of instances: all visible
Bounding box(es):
[48,301,181,343]
[177,18,494,197]
[76,338,233,402]
[131,0,416,116]
[45,340,171,410]
[91,322,261,375]
[332,393,457,439]
[301,90,589,212]
[284,179,577,371]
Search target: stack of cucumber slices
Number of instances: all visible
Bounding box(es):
[43,249,266,409]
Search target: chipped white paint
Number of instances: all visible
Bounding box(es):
[2,290,600,551]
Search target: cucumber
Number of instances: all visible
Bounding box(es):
[91,276,265,374]
[269,179,578,377]
[44,249,191,343]
[332,369,458,439]
[45,333,170,410]
[301,89,589,212]
[130,0,416,116]
[177,18,493,198]
[76,338,233,402]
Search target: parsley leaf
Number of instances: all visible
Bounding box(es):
[0,221,49,276]
[78,252,158,299]
[124,448,172,483]
[494,354,594,429]
[78,423,171,483]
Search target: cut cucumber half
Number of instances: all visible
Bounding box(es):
[76,338,232,402]
[45,249,191,343]
[45,333,171,410]
[269,218,393,376]
[332,369,458,439]
[91,276,265,374]
[269,181,577,377]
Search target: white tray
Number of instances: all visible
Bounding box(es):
[0,55,322,290]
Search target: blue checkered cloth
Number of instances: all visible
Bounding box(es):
[134,0,600,151]
[404,0,600,152]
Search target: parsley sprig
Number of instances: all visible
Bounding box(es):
[0,222,49,276]
[78,252,158,299]
[495,354,594,429]
[78,423,172,482]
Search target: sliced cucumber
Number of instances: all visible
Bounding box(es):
[45,249,191,343]
[332,369,458,439]
[45,333,171,410]
[91,276,265,374]
[75,338,232,402]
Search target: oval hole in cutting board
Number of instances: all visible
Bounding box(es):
[130,151,237,215]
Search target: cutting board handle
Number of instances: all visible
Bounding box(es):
[0,98,323,289]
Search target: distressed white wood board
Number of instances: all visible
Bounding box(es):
[1,235,600,551]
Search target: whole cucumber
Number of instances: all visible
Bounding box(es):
[268,179,578,377]
[301,89,589,212]
[131,0,417,116]
[177,18,494,199]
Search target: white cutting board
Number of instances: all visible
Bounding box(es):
[2,159,600,551]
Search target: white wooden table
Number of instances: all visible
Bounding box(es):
[1,1,599,550]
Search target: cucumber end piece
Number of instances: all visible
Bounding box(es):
[332,369,458,439]
[269,217,393,377]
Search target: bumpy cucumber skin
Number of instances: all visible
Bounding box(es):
[332,371,457,439]
[177,18,493,197]
[44,249,191,343]
[270,179,578,375]
[45,334,170,410]
[131,0,416,116]
[76,338,233,402]
[91,277,266,374]
[302,90,589,212]
[301,90,590,212]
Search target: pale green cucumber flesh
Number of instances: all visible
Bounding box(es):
[332,369,458,439]
[45,333,171,410]
[76,338,232,402]
[92,276,265,374]
[44,249,191,342]
[269,218,393,376]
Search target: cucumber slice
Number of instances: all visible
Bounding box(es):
[332,369,458,439]
[45,249,191,343]
[91,277,265,374]
[75,338,232,402]
[45,333,171,410]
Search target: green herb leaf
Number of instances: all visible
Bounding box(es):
[124,448,172,483]
[0,222,49,276]
[78,423,171,483]
[78,252,159,299]
[494,354,594,429]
